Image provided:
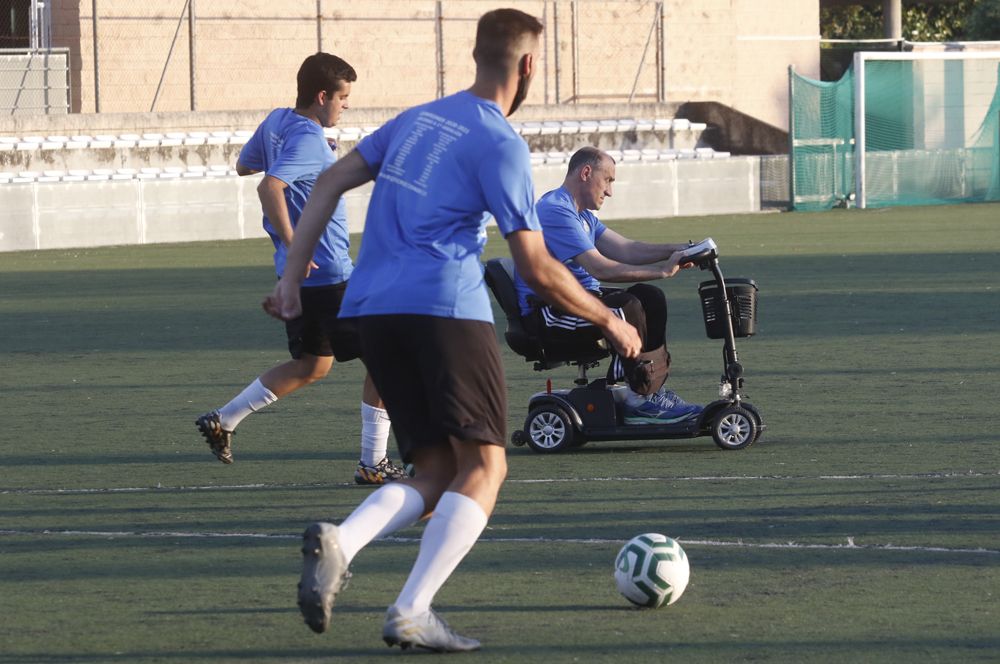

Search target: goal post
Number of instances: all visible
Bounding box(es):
[790,50,1000,211]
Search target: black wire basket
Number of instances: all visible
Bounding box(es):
[698,278,758,339]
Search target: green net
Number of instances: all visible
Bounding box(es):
[790,68,855,211]
[790,54,1000,211]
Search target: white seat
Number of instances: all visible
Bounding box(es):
[539,121,561,135]
[690,122,708,131]
[92,168,116,176]
[163,166,185,174]
[61,174,87,182]
[21,136,45,143]
[116,168,138,175]
[68,169,91,176]
[659,150,678,161]
[65,136,91,148]
[15,142,39,150]
[695,147,715,159]
[529,153,546,166]
[18,170,40,178]
[86,174,110,181]
[621,149,642,163]
[671,118,691,131]
[579,120,599,134]
[559,120,582,135]
[597,120,618,134]
[653,118,673,131]
[186,165,208,173]
[519,121,542,136]
[140,167,162,175]
[544,151,568,165]
[635,119,654,132]
[678,148,697,159]
[42,169,66,177]
[0,136,18,145]
[209,164,230,172]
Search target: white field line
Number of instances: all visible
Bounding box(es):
[0,528,997,556]
[2,470,996,496]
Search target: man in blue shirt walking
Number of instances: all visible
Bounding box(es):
[264,10,640,652]
[196,53,406,485]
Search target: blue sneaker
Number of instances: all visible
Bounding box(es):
[625,390,702,424]
[651,389,704,416]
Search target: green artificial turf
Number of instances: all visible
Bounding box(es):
[1,203,998,663]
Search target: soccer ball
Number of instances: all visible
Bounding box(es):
[614,533,690,608]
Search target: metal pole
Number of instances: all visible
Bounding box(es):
[188,0,197,111]
[788,65,795,210]
[656,2,665,103]
[435,1,444,98]
[542,1,548,105]
[553,1,560,104]
[92,0,100,113]
[854,52,867,209]
[151,0,191,113]
[628,8,658,103]
[571,1,578,103]
[882,0,902,43]
[29,0,39,50]
[316,0,323,52]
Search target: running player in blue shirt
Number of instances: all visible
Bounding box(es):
[513,146,704,423]
[196,53,406,485]
[264,10,640,652]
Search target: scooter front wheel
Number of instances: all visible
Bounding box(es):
[711,405,758,450]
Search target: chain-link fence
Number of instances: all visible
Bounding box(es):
[59,0,667,114]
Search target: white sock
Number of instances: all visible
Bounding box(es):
[217,378,277,431]
[392,491,488,617]
[624,387,648,408]
[360,402,391,465]
[337,483,425,565]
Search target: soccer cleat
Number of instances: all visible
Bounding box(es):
[624,390,702,425]
[382,606,481,652]
[195,411,234,464]
[297,522,351,634]
[354,457,409,485]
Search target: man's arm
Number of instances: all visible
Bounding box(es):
[596,228,689,265]
[257,175,295,247]
[574,247,687,283]
[262,150,374,320]
[508,230,641,359]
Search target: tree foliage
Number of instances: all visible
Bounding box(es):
[964,0,1000,39]
[821,0,985,41]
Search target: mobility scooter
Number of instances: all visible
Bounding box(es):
[484,238,764,453]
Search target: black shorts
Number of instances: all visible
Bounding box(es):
[285,282,362,362]
[358,315,507,463]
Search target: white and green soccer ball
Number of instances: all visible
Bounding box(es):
[614,533,690,608]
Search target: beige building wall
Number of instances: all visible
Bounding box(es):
[47,0,818,131]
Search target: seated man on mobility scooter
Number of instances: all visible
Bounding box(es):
[513,146,702,423]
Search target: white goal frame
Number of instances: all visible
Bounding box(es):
[853,50,1000,209]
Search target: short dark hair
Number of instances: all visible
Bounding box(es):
[473,9,543,75]
[296,52,357,109]
[567,147,613,176]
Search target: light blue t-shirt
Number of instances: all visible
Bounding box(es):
[514,186,607,315]
[239,107,353,287]
[340,90,540,323]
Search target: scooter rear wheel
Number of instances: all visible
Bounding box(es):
[524,405,576,453]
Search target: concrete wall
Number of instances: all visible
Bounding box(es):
[41,0,819,130]
[0,157,760,253]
